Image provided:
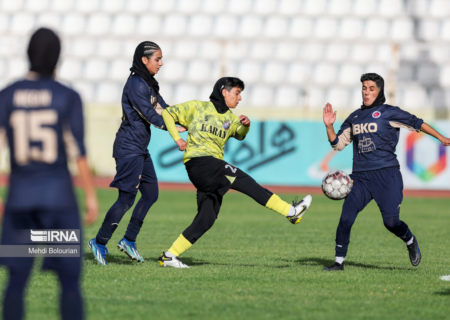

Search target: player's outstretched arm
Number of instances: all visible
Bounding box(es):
[420,123,450,146]
[76,156,99,225]
[323,103,337,142]
[161,109,187,151]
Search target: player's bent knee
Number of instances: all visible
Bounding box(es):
[339,217,355,230]
[382,216,401,230]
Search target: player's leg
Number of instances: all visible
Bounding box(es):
[0,207,36,320]
[323,173,373,271]
[57,271,83,320]
[159,191,222,268]
[230,169,312,224]
[371,167,420,266]
[2,267,33,320]
[119,155,159,262]
[89,156,143,265]
[40,209,84,320]
[89,190,135,265]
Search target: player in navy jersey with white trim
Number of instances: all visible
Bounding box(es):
[88,42,186,265]
[322,73,450,271]
[0,28,98,320]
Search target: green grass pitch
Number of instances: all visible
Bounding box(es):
[0,187,449,319]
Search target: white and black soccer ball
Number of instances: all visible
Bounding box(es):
[321,170,353,200]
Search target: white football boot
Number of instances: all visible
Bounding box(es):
[158,252,190,268]
[287,195,312,224]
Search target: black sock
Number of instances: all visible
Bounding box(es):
[400,228,413,243]
[124,218,143,242]
[96,222,118,245]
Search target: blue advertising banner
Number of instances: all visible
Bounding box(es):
[148,120,353,186]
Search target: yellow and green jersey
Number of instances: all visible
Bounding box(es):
[163,100,243,163]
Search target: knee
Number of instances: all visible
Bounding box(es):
[383,217,401,230]
[339,217,354,231]
[119,192,136,209]
[123,197,136,210]
[140,184,159,203]
[202,214,217,231]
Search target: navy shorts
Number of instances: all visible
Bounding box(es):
[110,153,158,194]
[0,207,82,275]
[346,166,403,217]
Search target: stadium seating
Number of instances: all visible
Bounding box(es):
[0,0,445,113]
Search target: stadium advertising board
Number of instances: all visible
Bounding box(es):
[149,120,450,190]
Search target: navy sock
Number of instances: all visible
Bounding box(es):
[58,273,83,320]
[400,228,413,243]
[383,216,412,242]
[335,242,349,258]
[96,222,118,245]
[124,218,143,242]
[3,268,31,320]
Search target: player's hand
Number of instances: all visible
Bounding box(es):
[440,137,450,146]
[176,126,187,133]
[176,138,187,151]
[84,194,99,225]
[0,197,4,224]
[239,115,251,127]
[323,103,337,127]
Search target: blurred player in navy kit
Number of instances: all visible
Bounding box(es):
[88,42,186,265]
[322,73,450,271]
[0,28,98,319]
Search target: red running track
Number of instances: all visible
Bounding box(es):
[1,175,448,198]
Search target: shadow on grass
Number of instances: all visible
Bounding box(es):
[147,257,290,268]
[434,288,450,296]
[293,257,416,271]
[83,252,138,265]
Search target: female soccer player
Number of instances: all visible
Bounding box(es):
[322,73,450,271]
[157,77,312,268]
[0,28,98,320]
[88,42,185,265]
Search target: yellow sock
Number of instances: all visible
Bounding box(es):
[168,234,192,256]
[265,194,291,217]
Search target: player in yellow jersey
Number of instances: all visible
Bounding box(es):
[158,77,312,268]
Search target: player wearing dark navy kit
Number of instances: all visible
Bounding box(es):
[322,73,450,271]
[88,42,186,265]
[0,28,98,319]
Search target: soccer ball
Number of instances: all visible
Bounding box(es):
[321,170,353,200]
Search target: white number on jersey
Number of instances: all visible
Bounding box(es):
[10,110,58,165]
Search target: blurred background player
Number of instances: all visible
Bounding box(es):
[322,73,450,271]
[88,41,186,265]
[0,28,98,320]
[157,77,312,268]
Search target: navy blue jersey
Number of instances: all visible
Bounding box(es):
[331,104,423,172]
[112,75,168,158]
[0,76,85,208]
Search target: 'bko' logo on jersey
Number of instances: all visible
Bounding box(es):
[30,230,79,243]
[353,123,378,135]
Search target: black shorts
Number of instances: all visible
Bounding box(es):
[110,153,158,194]
[0,207,82,274]
[185,156,246,195]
